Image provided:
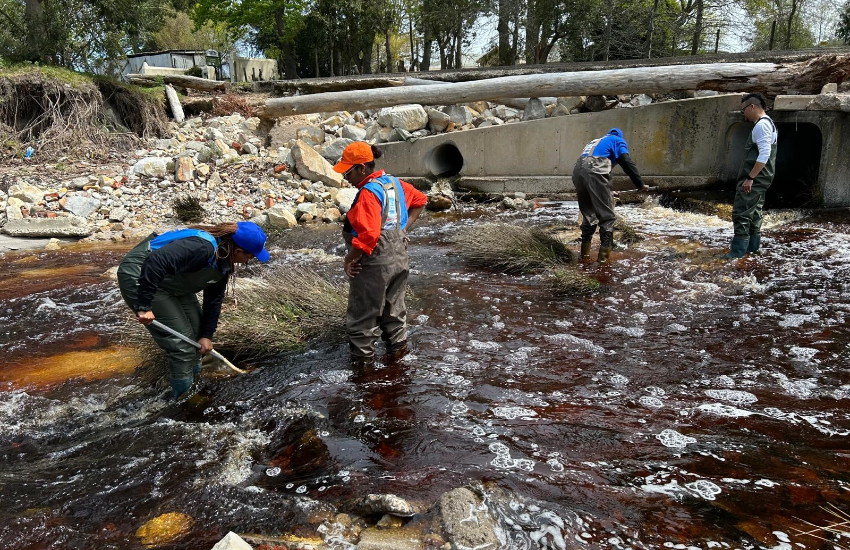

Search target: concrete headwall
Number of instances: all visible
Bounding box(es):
[231,58,279,82]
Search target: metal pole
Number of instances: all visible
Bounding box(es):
[150,320,246,374]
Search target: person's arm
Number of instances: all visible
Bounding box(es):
[743,121,772,193]
[401,180,428,231]
[134,238,215,321]
[617,153,645,190]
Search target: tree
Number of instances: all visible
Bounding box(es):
[743,0,816,50]
[194,0,306,79]
[150,10,236,59]
[838,0,850,43]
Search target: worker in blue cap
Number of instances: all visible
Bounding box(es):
[117,221,270,398]
[573,128,646,262]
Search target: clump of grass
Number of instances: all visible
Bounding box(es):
[215,266,348,358]
[172,196,205,223]
[549,268,602,296]
[454,223,573,273]
[659,195,733,221]
[794,504,850,548]
[614,217,644,244]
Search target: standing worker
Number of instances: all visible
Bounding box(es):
[334,142,428,362]
[573,128,646,262]
[723,93,778,258]
[117,221,270,398]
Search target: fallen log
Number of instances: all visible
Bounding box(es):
[256,55,850,118]
[253,75,405,95]
[164,84,185,123]
[127,73,229,92]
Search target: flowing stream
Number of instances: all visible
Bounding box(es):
[2,199,850,549]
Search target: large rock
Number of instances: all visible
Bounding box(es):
[491,105,520,120]
[319,137,354,163]
[3,216,92,237]
[6,197,25,220]
[386,128,412,143]
[585,95,610,112]
[353,494,415,517]
[211,531,253,550]
[296,202,318,219]
[62,195,101,217]
[335,188,358,212]
[630,94,653,107]
[266,205,297,228]
[175,156,195,182]
[8,183,44,204]
[292,140,344,188]
[133,157,169,178]
[426,108,451,133]
[522,98,547,121]
[296,126,326,147]
[439,488,498,550]
[442,105,476,126]
[377,104,428,131]
[341,124,367,141]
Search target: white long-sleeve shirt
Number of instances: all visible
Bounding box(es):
[752,116,778,164]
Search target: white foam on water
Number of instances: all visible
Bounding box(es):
[788,346,819,362]
[704,389,758,406]
[779,313,820,328]
[639,396,664,409]
[606,326,646,338]
[547,458,565,472]
[489,441,536,471]
[296,485,307,493]
[656,429,697,448]
[353,414,365,423]
[713,375,735,388]
[685,479,721,500]
[493,406,538,420]
[766,531,793,550]
[554,320,573,328]
[665,323,689,333]
[697,403,754,417]
[507,351,529,364]
[451,402,469,416]
[640,479,683,498]
[469,340,501,351]
[755,479,778,487]
[609,373,630,388]
[773,374,818,399]
[632,312,649,324]
[544,334,606,356]
[319,370,351,385]
[645,386,667,397]
[266,467,281,477]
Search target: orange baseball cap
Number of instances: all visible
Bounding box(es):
[333,141,374,173]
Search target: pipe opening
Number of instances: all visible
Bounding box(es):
[426,143,464,178]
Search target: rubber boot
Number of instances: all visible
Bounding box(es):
[580,240,592,259]
[721,236,749,259]
[597,231,613,263]
[747,233,761,254]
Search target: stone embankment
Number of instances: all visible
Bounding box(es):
[0,90,687,243]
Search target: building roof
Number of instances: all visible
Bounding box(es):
[127,50,207,58]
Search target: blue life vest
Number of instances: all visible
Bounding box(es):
[150,228,218,266]
[348,175,408,236]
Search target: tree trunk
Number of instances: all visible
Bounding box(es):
[646,0,659,58]
[385,30,393,73]
[409,17,418,70]
[128,74,230,92]
[525,0,538,64]
[454,23,462,69]
[24,0,43,61]
[421,27,433,71]
[603,0,613,61]
[498,0,512,65]
[275,10,300,79]
[362,41,374,74]
[785,0,799,49]
[691,0,704,55]
[256,55,850,118]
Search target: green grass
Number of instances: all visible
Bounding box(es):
[0,63,94,88]
[454,223,574,273]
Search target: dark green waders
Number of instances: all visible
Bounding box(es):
[573,156,616,261]
[117,234,227,398]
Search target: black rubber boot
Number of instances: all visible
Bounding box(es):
[721,236,749,259]
[580,240,592,259]
[597,231,613,263]
[747,233,761,254]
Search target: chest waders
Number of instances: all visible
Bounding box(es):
[572,138,617,261]
[117,232,227,398]
[727,117,778,257]
[343,177,410,359]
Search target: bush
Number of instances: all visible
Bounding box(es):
[172,196,205,223]
[185,66,203,78]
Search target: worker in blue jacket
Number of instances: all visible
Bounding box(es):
[117,221,269,398]
[572,128,645,262]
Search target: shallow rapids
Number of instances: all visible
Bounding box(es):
[2,200,849,549]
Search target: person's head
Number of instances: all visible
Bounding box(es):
[607,127,624,138]
[741,93,767,122]
[333,142,383,185]
[190,221,270,265]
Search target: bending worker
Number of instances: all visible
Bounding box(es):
[573,128,645,262]
[117,221,270,398]
[723,92,778,258]
[334,142,427,362]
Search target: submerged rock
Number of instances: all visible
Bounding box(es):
[135,512,194,547]
[438,488,498,550]
[353,494,416,517]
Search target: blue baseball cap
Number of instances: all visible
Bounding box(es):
[232,221,270,262]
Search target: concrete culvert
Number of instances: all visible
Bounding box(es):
[425,142,464,177]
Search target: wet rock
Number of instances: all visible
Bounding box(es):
[9,183,44,204]
[133,157,169,178]
[2,216,92,237]
[135,512,194,547]
[522,98,547,121]
[211,531,252,550]
[438,488,498,550]
[43,238,61,250]
[341,124,367,141]
[353,494,415,517]
[426,180,454,212]
[175,156,195,182]
[376,514,404,529]
[292,140,344,188]
[357,527,424,550]
[377,104,428,131]
[297,126,326,147]
[426,109,451,133]
[62,195,101,217]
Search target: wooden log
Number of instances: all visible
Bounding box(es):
[256,55,850,118]
[165,84,185,123]
[127,73,230,92]
[253,76,406,95]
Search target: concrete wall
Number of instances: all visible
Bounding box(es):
[139,63,215,79]
[231,57,279,82]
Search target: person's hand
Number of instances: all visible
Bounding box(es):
[742,178,753,194]
[136,310,155,325]
[345,256,362,278]
[198,337,213,355]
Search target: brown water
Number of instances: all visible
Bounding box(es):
[2,200,850,549]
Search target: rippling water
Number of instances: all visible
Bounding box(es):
[2,201,850,549]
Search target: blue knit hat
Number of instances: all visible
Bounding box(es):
[232,221,270,262]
